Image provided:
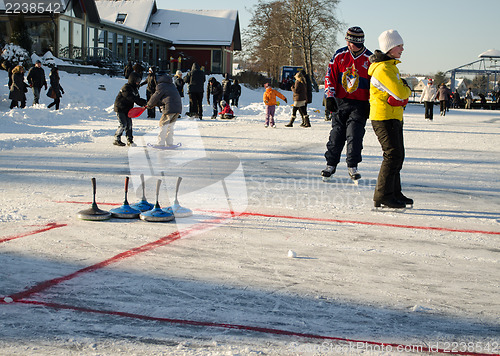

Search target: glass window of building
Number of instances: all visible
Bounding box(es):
[117,34,124,60]
[116,13,127,24]
[212,50,221,73]
[134,38,139,60]
[127,37,132,60]
[73,22,83,59]
[107,31,114,53]
[59,19,70,58]
[88,27,96,58]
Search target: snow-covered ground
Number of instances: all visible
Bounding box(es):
[0,69,499,355]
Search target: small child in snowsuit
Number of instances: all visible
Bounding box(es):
[263,83,287,128]
[218,100,234,119]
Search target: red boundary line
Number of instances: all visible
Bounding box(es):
[53,201,500,236]
[1,299,495,356]
[6,215,230,302]
[0,223,67,244]
[4,207,498,355]
[206,209,500,236]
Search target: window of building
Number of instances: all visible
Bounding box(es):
[97,29,106,48]
[116,13,127,24]
[59,19,70,58]
[134,38,139,60]
[107,31,115,53]
[117,34,124,60]
[212,49,221,73]
[73,22,83,59]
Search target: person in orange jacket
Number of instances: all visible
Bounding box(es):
[263,83,287,128]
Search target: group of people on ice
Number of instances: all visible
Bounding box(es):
[115,25,414,210]
[5,60,64,110]
[114,63,242,148]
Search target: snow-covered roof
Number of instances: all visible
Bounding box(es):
[95,0,156,33]
[479,49,500,58]
[147,9,240,48]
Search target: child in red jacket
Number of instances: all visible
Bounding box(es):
[218,100,234,119]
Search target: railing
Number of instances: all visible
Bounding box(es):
[59,46,118,62]
[57,46,124,75]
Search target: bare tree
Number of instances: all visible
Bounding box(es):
[286,0,341,83]
[245,0,291,79]
[244,0,341,85]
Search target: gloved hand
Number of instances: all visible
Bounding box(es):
[326,97,338,112]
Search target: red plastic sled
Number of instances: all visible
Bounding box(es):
[128,106,147,118]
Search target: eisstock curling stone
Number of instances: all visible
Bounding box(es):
[131,173,154,212]
[163,177,193,218]
[140,179,174,222]
[110,176,141,219]
[77,178,111,221]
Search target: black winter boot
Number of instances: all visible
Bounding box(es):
[285,116,296,127]
[302,115,311,127]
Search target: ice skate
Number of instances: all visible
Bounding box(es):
[348,166,361,183]
[396,194,414,208]
[373,197,406,211]
[321,165,336,182]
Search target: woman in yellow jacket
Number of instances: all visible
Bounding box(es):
[368,29,412,209]
[263,83,287,128]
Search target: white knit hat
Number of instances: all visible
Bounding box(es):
[378,29,404,53]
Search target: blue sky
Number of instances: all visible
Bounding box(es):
[157,0,500,75]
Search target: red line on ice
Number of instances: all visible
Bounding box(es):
[5,299,496,356]
[7,215,231,301]
[0,223,67,244]
[206,209,500,236]
[54,201,500,236]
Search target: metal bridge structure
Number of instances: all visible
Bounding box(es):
[445,49,500,92]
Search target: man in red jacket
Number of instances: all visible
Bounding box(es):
[322,26,372,182]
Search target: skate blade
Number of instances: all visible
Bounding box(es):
[372,206,406,213]
[322,176,332,182]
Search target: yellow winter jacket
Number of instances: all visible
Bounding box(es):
[263,88,287,106]
[368,58,411,121]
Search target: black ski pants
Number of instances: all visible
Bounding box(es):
[324,98,369,168]
[189,92,203,118]
[424,101,434,120]
[371,119,404,202]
